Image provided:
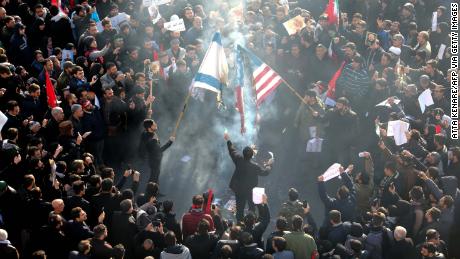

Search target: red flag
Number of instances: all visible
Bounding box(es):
[325,61,346,106]
[326,0,339,25]
[235,86,245,134]
[205,189,213,215]
[45,71,57,108]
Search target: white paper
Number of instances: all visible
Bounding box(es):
[418,89,434,113]
[0,111,7,132]
[376,97,401,107]
[306,138,323,153]
[181,155,191,162]
[322,163,341,182]
[142,0,152,7]
[148,5,162,23]
[388,120,410,146]
[375,123,380,137]
[309,126,317,138]
[432,12,438,32]
[224,199,236,211]
[61,49,74,62]
[152,0,171,5]
[164,18,186,32]
[252,187,265,204]
[437,44,447,60]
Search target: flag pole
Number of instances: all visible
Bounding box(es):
[172,90,192,137]
[279,78,317,113]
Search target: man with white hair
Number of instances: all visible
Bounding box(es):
[388,226,415,258]
[44,106,65,145]
[0,228,19,258]
[51,199,65,217]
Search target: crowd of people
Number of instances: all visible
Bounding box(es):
[0,0,458,258]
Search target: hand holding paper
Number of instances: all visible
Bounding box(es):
[321,163,342,182]
[252,187,265,204]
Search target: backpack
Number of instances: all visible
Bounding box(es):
[364,227,393,259]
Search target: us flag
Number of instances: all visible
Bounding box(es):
[238,45,282,106]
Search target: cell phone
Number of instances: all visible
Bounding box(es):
[152,220,161,227]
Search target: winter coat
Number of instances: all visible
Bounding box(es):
[227,140,270,194]
[184,233,219,259]
[109,211,138,252]
[181,209,215,239]
[50,13,74,48]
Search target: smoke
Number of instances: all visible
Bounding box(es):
[154,0,283,201]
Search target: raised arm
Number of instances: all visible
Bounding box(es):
[160,136,174,152]
[317,176,335,208]
[224,133,241,163]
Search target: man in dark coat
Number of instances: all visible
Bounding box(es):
[317,167,357,223]
[90,224,125,259]
[139,119,174,184]
[49,5,74,49]
[109,199,138,257]
[81,100,105,165]
[224,132,272,222]
[184,219,218,259]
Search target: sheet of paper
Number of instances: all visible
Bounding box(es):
[437,44,447,60]
[306,138,323,153]
[283,15,306,35]
[164,18,186,32]
[0,111,7,132]
[418,89,434,113]
[322,163,341,182]
[148,5,162,23]
[252,187,265,204]
[376,97,401,107]
[432,12,438,32]
[142,0,152,7]
[388,120,410,145]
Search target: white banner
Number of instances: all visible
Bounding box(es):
[164,18,186,32]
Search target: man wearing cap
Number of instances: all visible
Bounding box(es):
[57,61,75,91]
[324,97,359,165]
[294,90,325,144]
[166,39,186,61]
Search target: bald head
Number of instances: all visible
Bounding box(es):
[52,199,65,213]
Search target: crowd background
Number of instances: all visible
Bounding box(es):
[0,0,459,258]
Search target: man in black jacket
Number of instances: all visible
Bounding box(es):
[184,219,218,259]
[224,132,272,222]
[109,199,138,257]
[140,119,174,184]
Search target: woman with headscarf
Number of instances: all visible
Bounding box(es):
[28,17,49,55]
[83,36,111,65]
[8,23,33,68]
